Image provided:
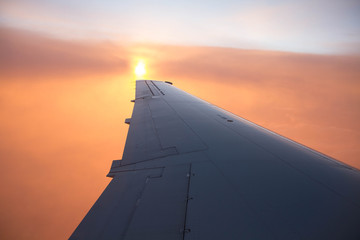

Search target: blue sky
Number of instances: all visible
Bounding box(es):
[1,0,359,54]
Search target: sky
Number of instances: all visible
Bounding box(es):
[0,0,360,239]
[1,0,360,54]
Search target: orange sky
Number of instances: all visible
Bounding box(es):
[0,26,359,239]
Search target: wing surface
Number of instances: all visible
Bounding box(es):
[70,80,360,240]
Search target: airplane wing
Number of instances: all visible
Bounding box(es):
[70,80,360,240]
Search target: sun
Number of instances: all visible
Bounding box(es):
[134,60,146,78]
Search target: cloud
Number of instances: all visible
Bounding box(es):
[0,25,129,79]
[0,26,134,240]
[134,43,360,168]
[0,27,359,240]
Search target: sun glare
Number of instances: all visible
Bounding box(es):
[135,60,146,78]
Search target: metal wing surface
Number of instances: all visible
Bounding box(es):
[70,80,360,240]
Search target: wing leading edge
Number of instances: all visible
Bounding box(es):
[70,80,360,240]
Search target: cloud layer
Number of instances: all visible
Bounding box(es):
[0,26,129,78]
[134,43,360,167]
[0,27,359,239]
